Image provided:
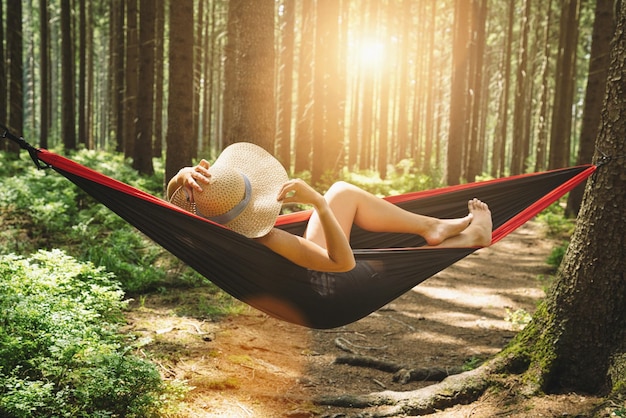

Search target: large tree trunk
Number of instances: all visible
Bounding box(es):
[222,0,275,152]
[510,0,626,394]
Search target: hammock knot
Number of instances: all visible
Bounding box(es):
[0,123,51,170]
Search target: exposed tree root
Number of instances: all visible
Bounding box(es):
[334,355,464,384]
[317,355,518,417]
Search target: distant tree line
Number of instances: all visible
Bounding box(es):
[0,0,612,198]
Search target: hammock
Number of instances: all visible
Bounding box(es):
[3,133,596,328]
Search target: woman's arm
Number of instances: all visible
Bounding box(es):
[256,179,356,272]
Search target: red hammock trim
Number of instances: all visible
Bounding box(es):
[490,165,596,244]
[276,164,596,246]
[37,149,233,231]
[38,149,596,249]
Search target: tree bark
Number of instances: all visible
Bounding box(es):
[60,0,76,150]
[134,0,156,175]
[294,0,315,174]
[447,0,470,185]
[124,0,139,158]
[548,0,580,170]
[276,0,295,169]
[39,0,49,149]
[566,0,615,217]
[165,0,194,183]
[111,0,126,153]
[501,1,626,395]
[312,0,343,183]
[510,0,531,176]
[540,1,626,391]
[0,0,5,140]
[222,0,275,153]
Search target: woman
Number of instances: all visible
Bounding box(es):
[167,142,492,273]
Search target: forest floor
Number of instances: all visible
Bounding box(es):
[125,221,615,417]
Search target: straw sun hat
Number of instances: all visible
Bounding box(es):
[169,142,289,238]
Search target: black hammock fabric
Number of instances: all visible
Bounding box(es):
[33,149,595,329]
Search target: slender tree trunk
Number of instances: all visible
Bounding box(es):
[78,0,87,146]
[510,0,531,175]
[0,0,5,138]
[165,0,194,183]
[394,0,411,162]
[492,0,515,178]
[39,0,49,149]
[447,0,470,185]
[566,0,614,217]
[466,0,487,182]
[192,0,204,158]
[535,0,553,172]
[60,0,75,150]
[312,0,342,183]
[358,1,378,172]
[134,0,155,175]
[549,0,580,169]
[111,0,125,152]
[124,0,138,158]
[277,0,295,168]
[295,0,315,174]
[422,2,438,173]
[153,0,164,158]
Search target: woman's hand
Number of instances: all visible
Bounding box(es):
[167,159,212,202]
[277,179,324,208]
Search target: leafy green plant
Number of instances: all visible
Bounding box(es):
[0,250,171,417]
[505,308,533,330]
[536,200,576,238]
[0,149,204,293]
[547,242,569,271]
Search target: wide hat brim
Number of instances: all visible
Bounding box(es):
[171,142,288,238]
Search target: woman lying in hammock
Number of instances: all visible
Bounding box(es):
[167,142,492,273]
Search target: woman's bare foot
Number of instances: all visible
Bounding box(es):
[466,198,493,247]
[427,199,492,248]
[424,213,473,246]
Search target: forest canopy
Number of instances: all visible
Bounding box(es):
[1,0,605,187]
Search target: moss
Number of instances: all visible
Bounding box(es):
[499,303,561,392]
[609,353,626,395]
[191,376,240,390]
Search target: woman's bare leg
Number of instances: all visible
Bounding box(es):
[304,181,479,248]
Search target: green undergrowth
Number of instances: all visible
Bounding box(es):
[535,200,577,271]
[0,149,208,294]
[0,250,186,417]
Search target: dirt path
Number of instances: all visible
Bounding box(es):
[126,222,603,417]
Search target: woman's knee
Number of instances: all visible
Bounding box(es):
[325,181,361,201]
